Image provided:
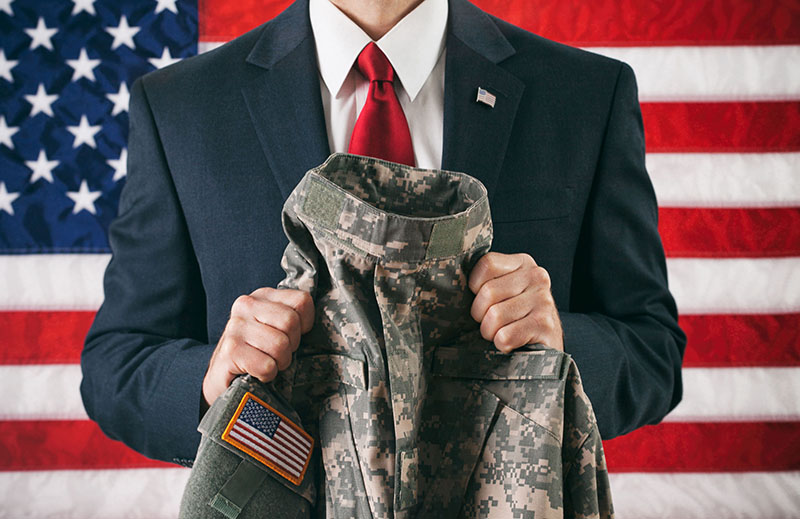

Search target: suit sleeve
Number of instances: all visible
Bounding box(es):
[559,63,686,439]
[80,77,214,465]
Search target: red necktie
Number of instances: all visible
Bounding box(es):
[348,42,415,167]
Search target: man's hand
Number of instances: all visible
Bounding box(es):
[202,287,314,407]
[469,252,563,353]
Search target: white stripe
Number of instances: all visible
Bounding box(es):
[648,152,800,208]
[609,472,800,519]
[236,421,306,469]
[0,254,108,310]
[278,420,312,449]
[7,364,796,423]
[3,256,800,315]
[584,45,800,101]
[667,257,800,314]
[0,468,189,518]
[1,469,796,518]
[664,367,800,422]
[200,43,800,100]
[0,364,87,420]
[229,429,302,477]
[198,41,224,53]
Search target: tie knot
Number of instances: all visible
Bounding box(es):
[356,42,395,83]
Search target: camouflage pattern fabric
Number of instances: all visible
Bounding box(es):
[182,153,613,518]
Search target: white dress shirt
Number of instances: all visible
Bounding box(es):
[309,0,448,169]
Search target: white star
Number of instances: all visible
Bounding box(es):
[106,15,140,50]
[154,0,178,14]
[0,49,18,82]
[67,115,101,148]
[66,179,101,215]
[108,148,127,181]
[0,182,20,215]
[0,116,18,149]
[148,47,180,69]
[107,82,130,116]
[25,17,58,51]
[24,83,58,117]
[71,0,96,15]
[0,0,13,16]
[66,48,101,82]
[25,149,60,184]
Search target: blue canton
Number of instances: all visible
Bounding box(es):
[0,0,197,252]
[240,398,281,438]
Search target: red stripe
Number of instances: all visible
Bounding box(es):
[603,422,800,472]
[0,311,92,365]
[0,420,171,471]
[642,102,800,153]
[197,0,800,46]
[681,314,800,367]
[659,207,800,258]
[4,420,798,473]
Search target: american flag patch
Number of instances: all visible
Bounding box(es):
[222,393,314,486]
[476,87,496,108]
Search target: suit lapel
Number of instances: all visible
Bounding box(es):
[442,0,524,200]
[241,0,330,199]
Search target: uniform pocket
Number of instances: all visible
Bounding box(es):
[430,345,571,518]
[459,404,565,519]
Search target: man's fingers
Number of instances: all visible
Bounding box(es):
[471,266,535,322]
[478,288,537,343]
[493,314,540,353]
[228,342,279,383]
[251,287,315,334]
[237,321,294,370]
[468,252,532,294]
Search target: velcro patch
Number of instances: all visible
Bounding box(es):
[221,392,314,486]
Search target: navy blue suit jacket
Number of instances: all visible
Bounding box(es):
[81,0,685,465]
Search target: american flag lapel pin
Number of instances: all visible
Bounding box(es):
[476,87,497,108]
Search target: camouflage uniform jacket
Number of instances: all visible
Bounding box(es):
[182,153,613,519]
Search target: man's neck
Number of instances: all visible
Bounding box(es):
[328,0,425,40]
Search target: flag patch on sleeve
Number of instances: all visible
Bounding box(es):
[222,392,314,486]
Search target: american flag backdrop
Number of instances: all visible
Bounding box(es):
[0,0,798,517]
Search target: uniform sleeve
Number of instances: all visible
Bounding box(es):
[80,77,214,465]
[561,358,614,518]
[559,62,686,439]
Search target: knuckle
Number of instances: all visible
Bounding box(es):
[297,290,314,308]
[251,356,277,381]
[484,252,501,270]
[250,286,275,298]
[232,295,254,314]
[494,330,515,353]
[532,266,550,287]
[520,253,536,267]
[263,357,278,379]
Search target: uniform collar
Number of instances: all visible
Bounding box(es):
[309,0,448,101]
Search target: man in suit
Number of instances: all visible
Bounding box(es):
[81,0,685,467]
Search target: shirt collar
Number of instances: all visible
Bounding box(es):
[309,0,448,102]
